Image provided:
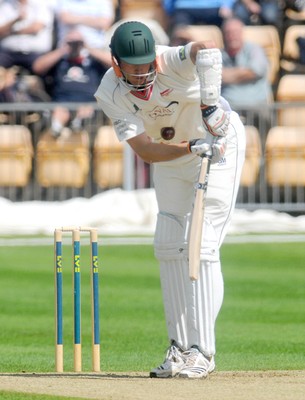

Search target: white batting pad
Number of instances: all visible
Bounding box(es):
[187,259,224,356]
[196,48,222,106]
[186,216,224,356]
[154,212,224,355]
[154,212,189,350]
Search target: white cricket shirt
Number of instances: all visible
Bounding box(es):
[95,43,207,144]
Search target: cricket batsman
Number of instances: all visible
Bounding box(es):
[95,21,246,378]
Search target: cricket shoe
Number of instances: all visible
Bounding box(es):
[150,342,185,378]
[178,346,215,379]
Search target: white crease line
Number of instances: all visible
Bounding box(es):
[0,235,305,246]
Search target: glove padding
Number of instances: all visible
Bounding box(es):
[211,136,227,164]
[188,139,211,156]
[188,137,227,164]
[202,107,230,137]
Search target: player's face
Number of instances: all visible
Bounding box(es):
[119,61,156,90]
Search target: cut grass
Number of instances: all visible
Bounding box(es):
[0,240,304,373]
[0,391,85,400]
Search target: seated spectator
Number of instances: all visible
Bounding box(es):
[284,0,305,12]
[163,0,234,31]
[233,0,283,29]
[55,0,115,49]
[0,65,50,133]
[0,65,49,103]
[0,0,55,74]
[0,66,17,102]
[220,17,273,130]
[32,29,111,138]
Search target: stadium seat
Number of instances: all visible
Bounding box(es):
[265,126,305,186]
[285,8,305,24]
[36,130,90,188]
[243,25,281,84]
[119,0,167,29]
[0,125,33,187]
[104,18,169,46]
[280,24,305,73]
[171,24,224,48]
[93,125,124,188]
[276,74,305,126]
[240,126,262,187]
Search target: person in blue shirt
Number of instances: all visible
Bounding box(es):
[233,0,283,28]
[32,29,111,137]
[163,0,235,29]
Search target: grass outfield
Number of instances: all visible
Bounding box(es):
[0,392,85,400]
[0,239,304,374]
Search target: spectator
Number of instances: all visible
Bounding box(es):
[0,66,17,102]
[220,17,273,129]
[163,0,234,31]
[284,0,305,12]
[32,29,111,138]
[0,65,50,102]
[233,0,283,28]
[55,0,115,49]
[0,0,55,74]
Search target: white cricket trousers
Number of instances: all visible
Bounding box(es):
[153,111,246,355]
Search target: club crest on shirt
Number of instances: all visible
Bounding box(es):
[148,101,179,119]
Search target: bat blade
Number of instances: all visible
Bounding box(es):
[189,156,211,281]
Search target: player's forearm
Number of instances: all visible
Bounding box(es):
[127,135,189,164]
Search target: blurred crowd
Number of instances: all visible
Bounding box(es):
[0,0,305,137]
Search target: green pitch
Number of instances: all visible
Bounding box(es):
[0,392,84,400]
[0,239,304,374]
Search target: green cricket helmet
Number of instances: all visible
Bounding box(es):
[110,21,157,90]
[110,21,156,65]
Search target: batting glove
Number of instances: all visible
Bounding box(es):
[201,106,230,137]
[211,136,227,164]
[188,139,211,156]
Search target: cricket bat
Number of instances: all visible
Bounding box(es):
[189,155,212,281]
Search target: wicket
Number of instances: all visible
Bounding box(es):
[54,226,100,373]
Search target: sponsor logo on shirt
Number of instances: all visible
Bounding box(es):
[113,119,127,139]
[179,47,187,61]
[218,157,226,166]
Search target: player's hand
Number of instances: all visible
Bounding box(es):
[188,139,211,156]
[202,107,230,137]
[211,136,227,163]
